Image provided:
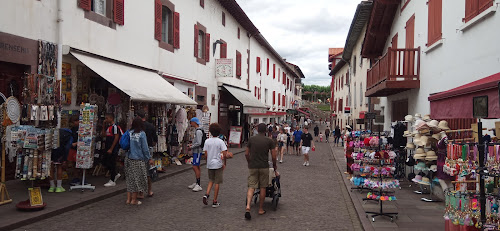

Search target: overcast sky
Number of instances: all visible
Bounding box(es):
[235,0,359,86]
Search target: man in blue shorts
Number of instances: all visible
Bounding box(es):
[188,117,204,192]
[292,126,303,156]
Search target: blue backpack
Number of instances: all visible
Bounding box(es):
[120,130,130,150]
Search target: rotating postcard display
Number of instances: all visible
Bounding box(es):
[70,104,98,192]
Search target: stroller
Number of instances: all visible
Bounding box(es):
[249,164,282,211]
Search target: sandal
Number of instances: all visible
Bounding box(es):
[258,210,266,215]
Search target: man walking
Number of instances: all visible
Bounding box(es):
[202,123,228,208]
[245,123,277,220]
[103,113,123,187]
[300,127,315,166]
[137,110,158,197]
[188,117,204,192]
[325,127,330,143]
[292,126,302,156]
[314,125,319,137]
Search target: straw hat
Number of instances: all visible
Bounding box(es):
[425,151,437,161]
[422,114,431,122]
[419,177,431,185]
[405,115,414,122]
[413,134,422,142]
[428,120,439,128]
[403,131,412,137]
[414,154,427,160]
[438,120,450,131]
[405,143,416,149]
[415,113,422,118]
[431,133,441,140]
[415,136,430,147]
[415,148,425,154]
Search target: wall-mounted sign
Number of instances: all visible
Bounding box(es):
[243,107,266,114]
[344,107,351,114]
[215,59,233,77]
[473,95,488,119]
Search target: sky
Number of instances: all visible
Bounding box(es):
[235,0,360,86]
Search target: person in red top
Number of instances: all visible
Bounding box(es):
[102,113,123,187]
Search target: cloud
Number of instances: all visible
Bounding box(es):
[235,0,359,86]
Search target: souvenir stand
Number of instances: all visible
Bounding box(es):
[0,93,12,205]
[4,73,61,210]
[70,103,97,192]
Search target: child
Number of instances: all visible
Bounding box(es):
[319,132,324,143]
[202,123,228,208]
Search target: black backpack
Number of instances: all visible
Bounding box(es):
[197,128,207,148]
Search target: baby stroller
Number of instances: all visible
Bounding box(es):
[249,164,282,211]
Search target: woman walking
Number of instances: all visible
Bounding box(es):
[125,118,153,205]
[277,128,287,163]
[334,126,341,147]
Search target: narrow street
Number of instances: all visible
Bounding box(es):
[16,127,362,231]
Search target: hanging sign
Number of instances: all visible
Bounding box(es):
[344,107,351,114]
[215,59,233,77]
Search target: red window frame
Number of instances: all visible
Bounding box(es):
[427,0,442,47]
[464,0,494,23]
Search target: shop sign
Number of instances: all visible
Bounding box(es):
[365,112,376,120]
[0,32,38,67]
[215,59,233,77]
[356,119,364,124]
[344,107,351,114]
[243,107,266,114]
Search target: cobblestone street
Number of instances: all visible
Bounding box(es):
[16,135,362,231]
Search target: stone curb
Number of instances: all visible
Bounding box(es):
[1,150,246,231]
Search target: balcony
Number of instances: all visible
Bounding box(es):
[365,47,420,97]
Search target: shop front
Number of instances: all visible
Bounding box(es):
[218,84,267,142]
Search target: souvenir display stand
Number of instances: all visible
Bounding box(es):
[70,104,97,192]
[1,98,12,205]
[364,158,399,222]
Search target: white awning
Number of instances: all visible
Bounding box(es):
[222,85,267,113]
[72,52,197,105]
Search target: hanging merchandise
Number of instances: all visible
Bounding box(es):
[75,104,98,169]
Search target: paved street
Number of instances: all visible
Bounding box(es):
[16,134,362,231]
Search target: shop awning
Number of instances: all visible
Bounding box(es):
[429,72,500,119]
[251,111,287,116]
[72,52,197,105]
[297,109,310,116]
[222,85,267,114]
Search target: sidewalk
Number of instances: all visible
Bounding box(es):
[0,147,245,231]
[328,143,445,231]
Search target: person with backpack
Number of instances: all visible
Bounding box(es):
[48,128,73,193]
[188,117,206,192]
[102,113,123,187]
[124,117,153,205]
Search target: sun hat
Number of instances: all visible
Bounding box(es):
[403,131,412,137]
[346,125,352,129]
[438,120,450,131]
[413,134,422,142]
[415,113,422,119]
[419,136,430,147]
[425,151,437,161]
[431,133,441,140]
[422,115,431,122]
[428,120,439,128]
[415,148,425,154]
[412,175,423,183]
[405,115,414,122]
[414,154,427,160]
[414,162,426,170]
[190,117,201,125]
[419,177,431,185]
[413,119,425,128]
[405,143,415,149]
[430,165,437,172]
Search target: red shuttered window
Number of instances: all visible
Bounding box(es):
[273,91,276,105]
[154,0,162,41]
[278,93,281,106]
[273,64,276,79]
[405,15,415,76]
[267,58,270,75]
[258,88,261,100]
[173,12,180,49]
[282,95,285,107]
[255,87,257,97]
[283,73,286,86]
[427,0,442,46]
[113,0,125,25]
[464,0,494,23]
[78,0,91,11]
[256,57,261,73]
[205,33,210,62]
[194,23,208,64]
[237,28,240,39]
[222,12,225,26]
[200,0,204,8]
[236,51,242,78]
[220,42,227,58]
[194,24,199,57]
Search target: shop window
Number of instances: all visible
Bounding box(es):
[79,0,124,28]
[154,0,179,52]
[464,0,494,23]
[194,23,210,65]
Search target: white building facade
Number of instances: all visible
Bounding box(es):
[0,0,302,135]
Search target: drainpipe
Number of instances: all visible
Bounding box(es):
[56,0,63,128]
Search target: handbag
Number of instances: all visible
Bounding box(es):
[149,166,159,182]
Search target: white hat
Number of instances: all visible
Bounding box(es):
[405,115,414,122]
[413,119,425,128]
[428,120,439,128]
[438,120,450,131]
[415,113,422,119]
[346,125,352,129]
[403,131,412,137]
[430,165,437,172]
[405,143,416,149]
[431,133,441,140]
[422,115,431,122]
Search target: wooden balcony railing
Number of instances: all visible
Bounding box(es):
[366,47,420,91]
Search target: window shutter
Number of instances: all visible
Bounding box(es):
[273,64,276,79]
[154,0,162,41]
[282,95,285,107]
[266,58,270,75]
[194,25,199,57]
[255,87,257,97]
[205,33,210,62]
[464,0,479,22]
[236,51,242,77]
[256,57,261,73]
[220,43,227,58]
[427,0,442,46]
[113,0,125,25]
[238,28,240,39]
[200,0,204,8]
[278,93,281,106]
[173,12,180,49]
[222,12,226,26]
[258,88,261,100]
[78,0,91,11]
[283,73,286,86]
[479,0,494,13]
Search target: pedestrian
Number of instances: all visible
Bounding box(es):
[300,127,315,166]
[245,123,278,220]
[268,123,273,137]
[325,127,330,143]
[292,126,303,155]
[291,118,297,129]
[304,120,308,129]
[314,125,319,137]
[103,113,123,187]
[271,126,279,148]
[286,127,292,155]
[125,117,153,205]
[334,126,341,147]
[202,123,228,208]
[188,117,204,192]
[252,124,258,136]
[137,110,158,197]
[319,132,324,142]
[277,128,287,163]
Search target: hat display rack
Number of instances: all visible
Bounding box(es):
[404,114,444,202]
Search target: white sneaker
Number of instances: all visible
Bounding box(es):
[192,184,203,192]
[306,162,310,166]
[303,162,307,166]
[114,173,121,182]
[104,180,116,187]
[279,160,283,163]
[188,183,197,189]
